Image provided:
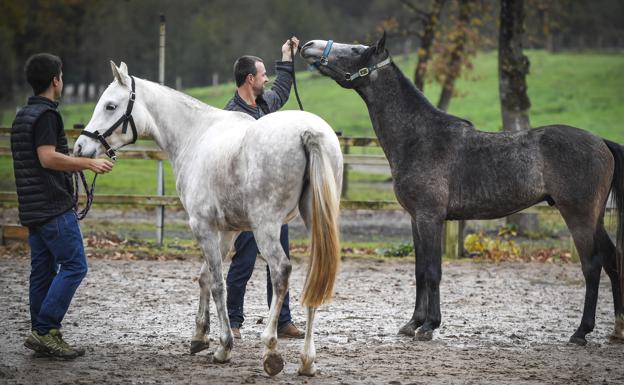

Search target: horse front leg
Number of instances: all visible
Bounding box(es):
[399,218,429,336]
[255,226,292,376]
[190,262,211,354]
[190,222,234,363]
[412,216,444,341]
[298,306,317,376]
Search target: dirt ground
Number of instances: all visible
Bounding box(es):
[1,251,624,385]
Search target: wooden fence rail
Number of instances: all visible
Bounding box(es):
[0,127,589,258]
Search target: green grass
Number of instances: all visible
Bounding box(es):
[2,50,623,198]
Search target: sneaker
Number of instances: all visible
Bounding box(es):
[277,322,305,339]
[231,328,242,340]
[51,329,85,357]
[24,329,82,359]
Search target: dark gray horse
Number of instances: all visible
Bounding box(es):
[301,35,624,345]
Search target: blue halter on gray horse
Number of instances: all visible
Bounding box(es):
[302,34,624,346]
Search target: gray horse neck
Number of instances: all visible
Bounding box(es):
[140,79,213,164]
[356,63,446,162]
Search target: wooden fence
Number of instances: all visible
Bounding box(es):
[0,127,584,258]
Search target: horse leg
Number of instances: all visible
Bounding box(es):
[399,218,429,337]
[561,210,602,346]
[190,261,211,354]
[254,225,292,376]
[596,224,624,341]
[298,306,317,376]
[412,216,444,341]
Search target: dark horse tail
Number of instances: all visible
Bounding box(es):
[605,139,624,300]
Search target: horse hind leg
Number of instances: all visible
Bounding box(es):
[190,262,211,354]
[298,307,317,376]
[561,208,602,346]
[254,225,292,376]
[596,224,624,341]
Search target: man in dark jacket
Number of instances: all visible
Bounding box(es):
[224,37,304,340]
[11,53,113,359]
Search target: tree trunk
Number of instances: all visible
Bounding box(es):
[413,0,446,91]
[436,0,472,112]
[498,0,531,131]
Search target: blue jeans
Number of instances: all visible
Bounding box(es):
[28,210,88,334]
[226,224,292,329]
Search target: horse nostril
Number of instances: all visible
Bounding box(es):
[302,41,314,50]
[75,144,82,156]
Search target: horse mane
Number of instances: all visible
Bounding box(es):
[140,78,220,113]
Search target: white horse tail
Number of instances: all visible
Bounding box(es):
[300,130,341,308]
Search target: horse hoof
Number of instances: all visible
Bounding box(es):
[608,333,624,344]
[398,321,416,337]
[298,364,317,377]
[190,340,210,355]
[213,346,231,363]
[414,328,433,341]
[569,335,587,346]
[263,351,284,376]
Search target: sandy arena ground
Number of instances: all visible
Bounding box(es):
[1,252,624,384]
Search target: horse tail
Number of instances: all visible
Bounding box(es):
[300,130,341,308]
[605,139,624,301]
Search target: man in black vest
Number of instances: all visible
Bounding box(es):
[224,37,304,340]
[11,53,113,359]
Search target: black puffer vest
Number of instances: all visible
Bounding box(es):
[11,96,74,226]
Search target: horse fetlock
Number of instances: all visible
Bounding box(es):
[263,351,285,376]
[261,331,278,350]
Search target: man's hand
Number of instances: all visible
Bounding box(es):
[88,158,114,174]
[281,37,300,62]
[37,145,114,173]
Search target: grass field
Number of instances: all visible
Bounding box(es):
[1,50,623,199]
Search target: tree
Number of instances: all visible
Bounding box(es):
[498,0,531,131]
[434,0,477,111]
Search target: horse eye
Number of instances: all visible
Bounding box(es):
[106,104,117,111]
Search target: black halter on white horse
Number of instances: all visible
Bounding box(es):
[310,39,392,82]
[73,76,138,219]
[79,76,138,161]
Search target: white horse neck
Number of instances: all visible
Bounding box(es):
[137,78,223,162]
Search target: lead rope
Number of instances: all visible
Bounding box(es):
[73,171,97,220]
[290,39,304,111]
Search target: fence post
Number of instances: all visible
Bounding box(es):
[341,144,349,198]
[155,14,166,246]
[444,221,459,259]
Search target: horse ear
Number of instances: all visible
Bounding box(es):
[110,61,127,86]
[119,62,129,76]
[375,30,387,54]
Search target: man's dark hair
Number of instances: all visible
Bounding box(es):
[233,55,263,87]
[25,53,62,95]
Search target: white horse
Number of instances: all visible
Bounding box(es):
[74,62,343,376]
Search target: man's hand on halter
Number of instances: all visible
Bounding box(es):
[281,37,300,62]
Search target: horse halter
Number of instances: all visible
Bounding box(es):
[310,39,393,82]
[79,76,138,161]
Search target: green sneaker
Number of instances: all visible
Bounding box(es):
[51,329,85,357]
[24,329,82,359]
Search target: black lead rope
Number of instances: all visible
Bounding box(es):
[290,40,305,111]
[73,171,97,220]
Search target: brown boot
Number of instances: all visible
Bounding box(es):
[277,322,304,339]
[231,328,241,340]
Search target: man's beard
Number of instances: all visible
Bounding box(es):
[253,86,264,97]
